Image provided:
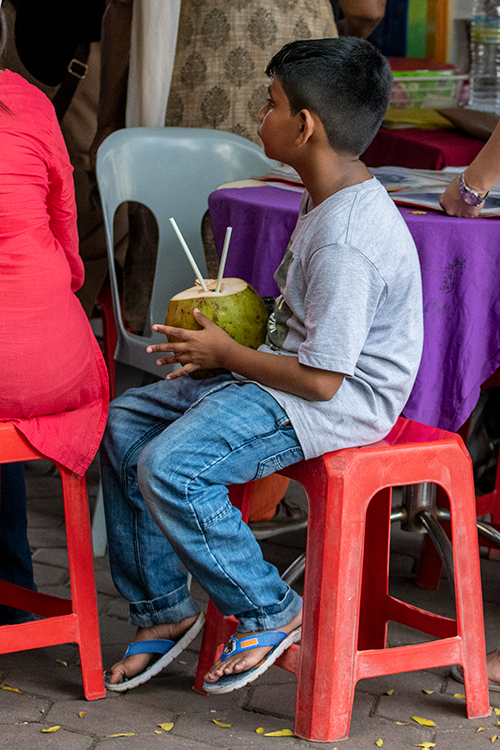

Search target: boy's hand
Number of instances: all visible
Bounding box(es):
[147,309,234,380]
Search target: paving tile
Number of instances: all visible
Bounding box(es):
[93,734,220,749]
[32,562,69,588]
[171,707,313,748]
[357,667,444,697]
[27,525,68,549]
[0,686,49,722]
[97,614,136,647]
[431,727,500,749]
[345,712,431,748]
[103,649,246,713]
[0,723,94,750]
[47,696,174,737]
[106,596,130,621]
[375,681,485,730]
[32,547,69,568]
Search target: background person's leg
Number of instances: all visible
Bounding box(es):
[0,462,36,625]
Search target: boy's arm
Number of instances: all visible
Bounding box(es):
[147,310,344,402]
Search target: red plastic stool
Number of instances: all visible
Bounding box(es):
[194,417,490,743]
[0,422,105,700]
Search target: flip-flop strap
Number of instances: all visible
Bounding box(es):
[221,630,288,663]
[123,639,175,659]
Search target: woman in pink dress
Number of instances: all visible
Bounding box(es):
[0,9,109,621]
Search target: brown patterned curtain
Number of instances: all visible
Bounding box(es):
[166,0,338,144]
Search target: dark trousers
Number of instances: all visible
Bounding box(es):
[0,463,36,624]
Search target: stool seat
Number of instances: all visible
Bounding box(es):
[194,417,490,743]
[0,422,105,700]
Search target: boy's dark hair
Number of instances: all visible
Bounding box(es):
[265,37,392,156]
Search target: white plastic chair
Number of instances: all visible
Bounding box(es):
[92,127,275,555]
[96,126,275,377]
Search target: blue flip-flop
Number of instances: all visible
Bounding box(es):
[203,626,301,694]
[105,611,205,692]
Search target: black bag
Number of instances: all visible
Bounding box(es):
[13,0,105,121]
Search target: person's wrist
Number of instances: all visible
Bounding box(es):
[459,172,489,206]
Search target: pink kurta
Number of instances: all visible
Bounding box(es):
[0,70,108,475]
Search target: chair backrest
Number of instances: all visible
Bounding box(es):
[96,127,276,376]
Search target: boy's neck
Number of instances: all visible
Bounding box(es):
[294,150,372,210]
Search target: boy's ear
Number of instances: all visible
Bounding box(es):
[294,109,316,146]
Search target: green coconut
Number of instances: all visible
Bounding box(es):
[165,277,268,348]
[164,278,269,378]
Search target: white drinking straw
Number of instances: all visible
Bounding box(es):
[169,217,208,292]
[215,226,233,293]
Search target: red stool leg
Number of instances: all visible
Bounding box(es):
[60,469,105,700]
[446,452,489,718]
[292,456,365,742]
[194,601,237,693]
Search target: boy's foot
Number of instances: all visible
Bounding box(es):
[105,612,204,691]
[203,610,302,693]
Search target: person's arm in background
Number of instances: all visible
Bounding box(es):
[47,108,84,293]
[89,0,133,170]
[336,0,386,38]
[440,119,500,217]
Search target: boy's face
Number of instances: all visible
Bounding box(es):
[257,77,297,162]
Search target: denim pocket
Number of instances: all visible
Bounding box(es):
[255,443,304,480]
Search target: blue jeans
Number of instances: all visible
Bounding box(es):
[100,374,305,633]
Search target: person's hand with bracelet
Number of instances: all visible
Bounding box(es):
[439,171,489,218]
[439,118,500,218]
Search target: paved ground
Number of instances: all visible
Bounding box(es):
[2,424,500,748]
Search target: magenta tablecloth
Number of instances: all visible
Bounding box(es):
[209,185,500,432]
[361,127,485,170]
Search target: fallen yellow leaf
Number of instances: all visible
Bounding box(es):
[108,733,135,738]
[256,727,265,734]
[41,726,61,733]
[40,709,45,714]
[495,708,500,716]
[1,685,23,694]
[453,693,466,700]
[411,716,436,727]
[492,737,498,744]
[56,659,67,666]
[264,729,294,737]
[495,721,500,727]
[154,730,162,734]
[385,689,394,696]
[158,722,174,732]
[477,727,487,732]
[212,719,231,728]
[414,744,436,749]
[396,721,410,725]
[375,740,383,747]
[78,711,86,718]
[421,690,434,695]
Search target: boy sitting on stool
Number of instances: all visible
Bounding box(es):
[101,37,423,694]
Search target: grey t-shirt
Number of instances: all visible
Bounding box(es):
[234,177,423,460]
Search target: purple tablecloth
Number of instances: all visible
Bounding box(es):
[209,185,500,432]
